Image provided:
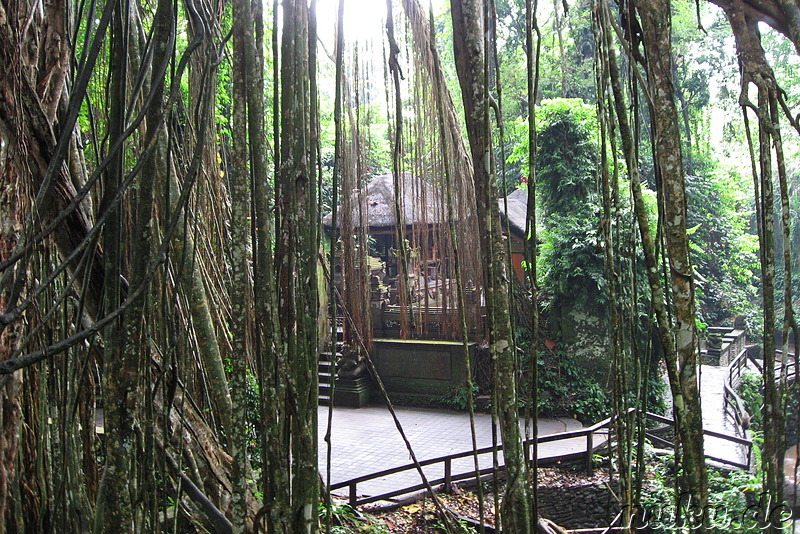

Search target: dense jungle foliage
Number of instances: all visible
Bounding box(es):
[1,0,798,531]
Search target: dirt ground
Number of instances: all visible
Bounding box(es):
[325,465,613,533]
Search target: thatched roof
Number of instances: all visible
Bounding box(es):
[322,173,444,229]
[323,174,529,238]
[499,188,528,238]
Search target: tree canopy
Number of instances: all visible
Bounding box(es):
[0,0,798,531]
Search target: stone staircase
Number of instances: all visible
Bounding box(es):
[318,350,372,408]
[318,351,337,406]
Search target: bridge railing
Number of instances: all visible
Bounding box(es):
[330,412,619,506]
[723,349,752,442]
[329,408,751,506]
[778,357,797,381]
[643,412,751,470]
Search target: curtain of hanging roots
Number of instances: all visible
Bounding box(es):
[355,44,373,352]
[594,4,637,528]
[340,100,359,351]
[338,0,485,344]
[339,47,373,354]
[401,0,482,342]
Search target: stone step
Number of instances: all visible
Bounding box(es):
[318,352,342,362]
[318,353,339,401]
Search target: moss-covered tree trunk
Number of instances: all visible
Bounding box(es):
[119,0,173,525]
[229,0,257,528]
[276,1,319,532]
[524,0,540,524]
[245,0,290,527]
[721,4,788,521]
[637,0,709,525]
[0,106,23,534]
[755,84,782,529]
[450,1,531,532]
[0,0,73,524]
[181,3,235,442]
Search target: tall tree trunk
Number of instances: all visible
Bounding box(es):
[247,0,290,528]
[524,0,541,523]
[119,0,174,526]
[0,153,23,534]
[637,0,709,525]
[450,1,531,532]
[756,84,782,528]
[0,0,94,406]
[277,1,319,532]
[229,0,257,527]
[95,1,135,530]
[182,0,235,442]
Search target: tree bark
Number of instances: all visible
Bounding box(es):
[245,0,290,527]
[95,1,135,530]
[450,1,532,532]
[524,0,541,523]
[119,0,173,525]
[637,0,709,525]
[0,163,23,534]
[720,4,789,520]
[707,0,800,53]
[277,1,319,532]
[229,0,257,527]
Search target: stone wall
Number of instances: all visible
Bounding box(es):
[370,339,476,397]
[703,327,747,366]
[538,483,620,530]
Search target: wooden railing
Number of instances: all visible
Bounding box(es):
[777,357,798,381]
[728,347,749,388]
[330,412,619,506]
[723,348,751,440]
[643,412,752,470]
[329,409,752,506]
[723,347,797,443]
[746,348,797,380]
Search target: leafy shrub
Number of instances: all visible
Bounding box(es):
[684,172,761,327]
[319,503,391,534]
[438,384,479,411]
[516,348,610,423]
[639,454,763,533]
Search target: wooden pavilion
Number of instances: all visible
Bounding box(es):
[323,172,445,282]
[323,172,485,341]
[499,187,529,282]
[321,174,532,405]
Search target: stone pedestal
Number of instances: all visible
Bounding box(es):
[333,375,372,408]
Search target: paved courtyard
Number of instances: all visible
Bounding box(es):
[316,405,584,501]
[317,365,754,503]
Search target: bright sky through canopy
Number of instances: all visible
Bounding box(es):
[316,0,448,52]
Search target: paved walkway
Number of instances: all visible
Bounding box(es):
[698,364,750,466]
[317,405,585,501]
[319,363,752,503]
